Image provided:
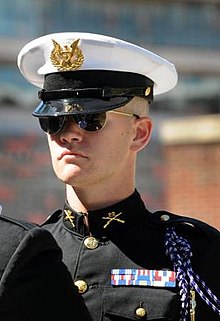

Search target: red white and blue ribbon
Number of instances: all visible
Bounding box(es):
[111,269,176,287]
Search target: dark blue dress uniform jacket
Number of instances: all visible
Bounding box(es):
[43,190,220,321]
[0,214,91,321]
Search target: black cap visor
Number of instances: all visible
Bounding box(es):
[33,97,132,117]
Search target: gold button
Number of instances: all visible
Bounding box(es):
[160,214,170,222]
[74,280,88,294]
[145,86,151,97]
[135,307,147,318]
[84,236,99,249]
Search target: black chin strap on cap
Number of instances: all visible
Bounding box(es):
[38,70,154,103]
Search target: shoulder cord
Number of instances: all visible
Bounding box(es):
[165,227,220,321]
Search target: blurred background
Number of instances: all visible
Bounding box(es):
[0,0,220,228]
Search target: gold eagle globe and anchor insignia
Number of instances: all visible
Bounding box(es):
[64,103,84,112]
[50,39,84,71]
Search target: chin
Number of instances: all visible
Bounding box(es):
[59,172,82,186]
[56,165,81,181]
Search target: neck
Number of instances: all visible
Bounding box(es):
[66,155,136,212]
[66,182,135,213]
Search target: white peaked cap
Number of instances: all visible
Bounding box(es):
[17,32,178,96]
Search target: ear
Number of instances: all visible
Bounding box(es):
[130,117,153,152]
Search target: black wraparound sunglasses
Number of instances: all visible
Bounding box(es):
[39,111,139,135]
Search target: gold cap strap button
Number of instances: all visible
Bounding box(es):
[84,236,99,250]
[74,280,88,294]
[135,307,147,318]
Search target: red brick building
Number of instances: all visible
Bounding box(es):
[159,114,220,229]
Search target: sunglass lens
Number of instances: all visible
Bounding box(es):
[74,113,107,131]
[39,113,107,134]
[39,117,65,134]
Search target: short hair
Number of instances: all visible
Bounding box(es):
[119,97,150,117]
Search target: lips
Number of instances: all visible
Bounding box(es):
[58,150,87,160]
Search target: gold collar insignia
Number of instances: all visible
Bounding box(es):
[64,209,75,228]
[50,39,84,71]
[102,211,125,229]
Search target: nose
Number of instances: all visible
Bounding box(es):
[59,119,84,143]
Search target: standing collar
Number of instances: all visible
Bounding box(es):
[62,189,149,237]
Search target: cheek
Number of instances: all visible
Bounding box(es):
[119,126,135,148]
[47,138,58,167]
[106,130,132,160]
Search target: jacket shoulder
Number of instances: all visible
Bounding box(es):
[41,209,63,225]
[150,210,220,239]
[0,214,37,230]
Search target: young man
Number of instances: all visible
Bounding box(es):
[18,32,220,321]
[0,214,91,320]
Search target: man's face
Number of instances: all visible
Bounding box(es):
[47,110,140,189]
